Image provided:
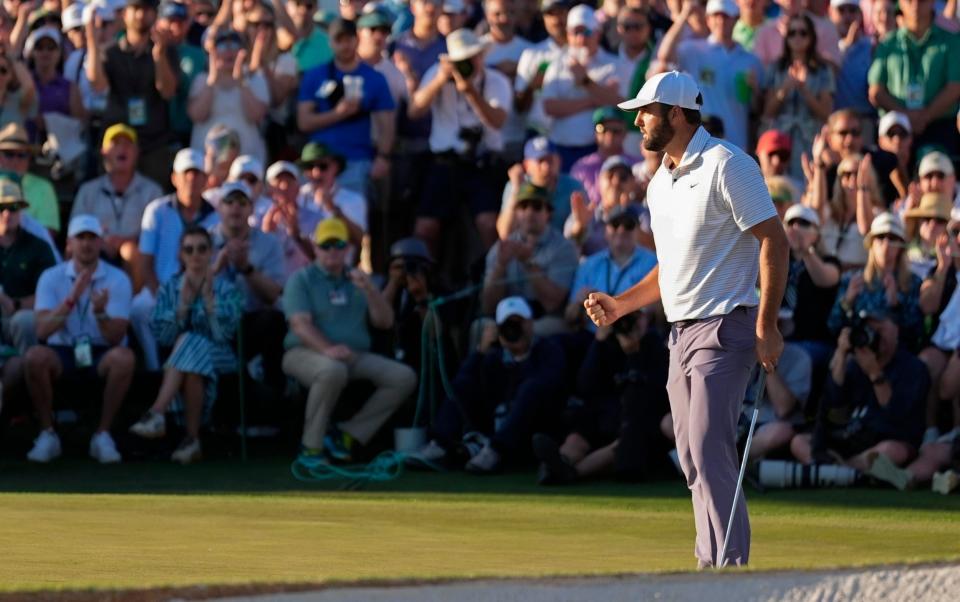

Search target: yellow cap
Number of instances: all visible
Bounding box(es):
[314,218,348,244]
[101,123,138,151]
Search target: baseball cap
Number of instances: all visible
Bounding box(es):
[605,205,639,226]
[495,296,533,325]
[299,142,346,173]
[567,4,597,30]
[783,203,820,227]
[601,155,631,174]
[266,160,302,184]
[101,123,138,150]
[314,218,349,244]
[705,0,739,16]
[68,214,104,238]
[541,0,568,12]
[878,111,911,137]
[523,136,556,161]
[592,106,624,126]
[830,0,860,7]
[390,237,434,263]
[756,129,792,155]
[219,180,253,201]
[173,148,205,174]
[228,155,264,182]
[158,0,189,20]
[918,151,955,178]
[24,27,62,58]
[618,70,702,112]
[126,0,159,8]
[357,8,393,28]
[328,17,358,39]
[214,29,244,47]
[864,212,906,247]
[515,181,550,204]
[62,3,85,30]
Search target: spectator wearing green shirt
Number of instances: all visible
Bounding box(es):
[0,123,60,234]
[288,0,333,73]
[282,218,417,463]
[158,1,207,146]
[867,0,960,157]
[733,0,767,51]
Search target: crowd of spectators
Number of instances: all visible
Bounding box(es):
[0,0,959,495]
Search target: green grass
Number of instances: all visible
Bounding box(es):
[1,457,959,593]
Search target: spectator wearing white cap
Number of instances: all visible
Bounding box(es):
[651,0,763,151]
[416,295,568,473]
[133,148,220,370]
[26,26,85,141]
[876,111,912,183]
[481,0,532,160]
[71,123,163,286]
[514,0,568,136]
[409,27,512,253]
[915,151,958,210]
[24,214,135,464]
[208,181,288,392]
[438,0,468,36]
[64,1,115,121]
[541,3,620,170]
[612,6,655,153]
[829,0,873,122]
[497,136,587,238]
[227,154,271,224]
[259,160,318,277]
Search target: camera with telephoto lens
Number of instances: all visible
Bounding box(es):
[454,58,475,79]
[498,319,525,344]
[844,310,879,351]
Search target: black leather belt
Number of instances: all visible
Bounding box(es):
[671,306,749,329]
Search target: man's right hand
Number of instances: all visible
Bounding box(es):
[68,268,94,305]
[334,97,362,119]
[323,344,354,362]
[584,292,622,327]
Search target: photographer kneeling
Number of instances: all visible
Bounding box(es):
[790,310,929,483]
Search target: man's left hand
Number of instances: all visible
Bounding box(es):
[756,323,784,373]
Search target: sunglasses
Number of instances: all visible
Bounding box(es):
[517,200,548,212]
[216,41,243,52]
[922,217,948,224]
[196,10,216,18]
[839,171,857,179]
[885,128,910,139]
[874,233,903,243]
[788,218,815,229]
[182,243,210,255]
[239,173,259,185]
[835,128,862,137]
[950,228,960,237]
[608,219,637,231]
[768,150,790,162]
[922,171,946,180]
[787,29,810,38]
[620,22,646,31]
[1,150,29,160]
[309,161,334,171]
[222,194,251,206]
[0,67,8,76]
[371,26,391,35]
[572,27,594,37]
[248,20,275,29]
[319,239,348,251]
[0,204,22,213]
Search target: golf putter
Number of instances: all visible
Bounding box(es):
[717,368,766,570]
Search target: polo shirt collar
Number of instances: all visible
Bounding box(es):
[899,24,935,45]
[664,126,711,174]
[101,172,142,197]
[313,262,349,282]
[169,195,216,224]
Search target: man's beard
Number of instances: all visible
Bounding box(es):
[642,118,675,152]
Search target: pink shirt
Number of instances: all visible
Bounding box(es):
[754,13,842,67]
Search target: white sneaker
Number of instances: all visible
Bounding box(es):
[412,440,447,463]
[171,438,202,464]
[89,431,122,464]
[465,443,500,473]
[26,429,62,463]
[129,410,166,439]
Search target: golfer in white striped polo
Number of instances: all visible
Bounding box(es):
[585,71,788,568]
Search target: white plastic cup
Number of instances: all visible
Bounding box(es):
[394,427,426,453]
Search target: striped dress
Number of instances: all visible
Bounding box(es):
[150,273,243,423]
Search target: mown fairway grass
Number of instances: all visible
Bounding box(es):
[0,457,958,593]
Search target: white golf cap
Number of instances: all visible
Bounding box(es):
[266,160,302,184]
[918,151,955,178]
[618,70,702,112]
[219,180,253,200]
[62,3,85,30]
[705,0,739,16]
[878,111,911,137]
[784,203,820,228]
[495,296,533,325]
[566,4,598,31]
[830,0,860,8]
[24,27,62,59]
[173,148,205,174]
[865,212,906,247]
[68,214,103,238]
[82,0,117,25]
[228,155,264,182]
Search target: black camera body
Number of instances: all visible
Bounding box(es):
[844,311,879,351]
[454,58,475,79]
[498,319,525,344]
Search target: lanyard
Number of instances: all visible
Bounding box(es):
[605,254,636,295]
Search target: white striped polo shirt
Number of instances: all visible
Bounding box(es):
[647,126,777,323]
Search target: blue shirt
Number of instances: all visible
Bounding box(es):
[139,195,220,284]
[298,61,396,160]
[569,247,658,331]
[835,37,874,115]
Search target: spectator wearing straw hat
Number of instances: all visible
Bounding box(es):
[282,217,417,464]
[24,214,135,464]
[903,192,952,279]
[71,123,163,282]
[0,123,59,234]
[0,174,56,359]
